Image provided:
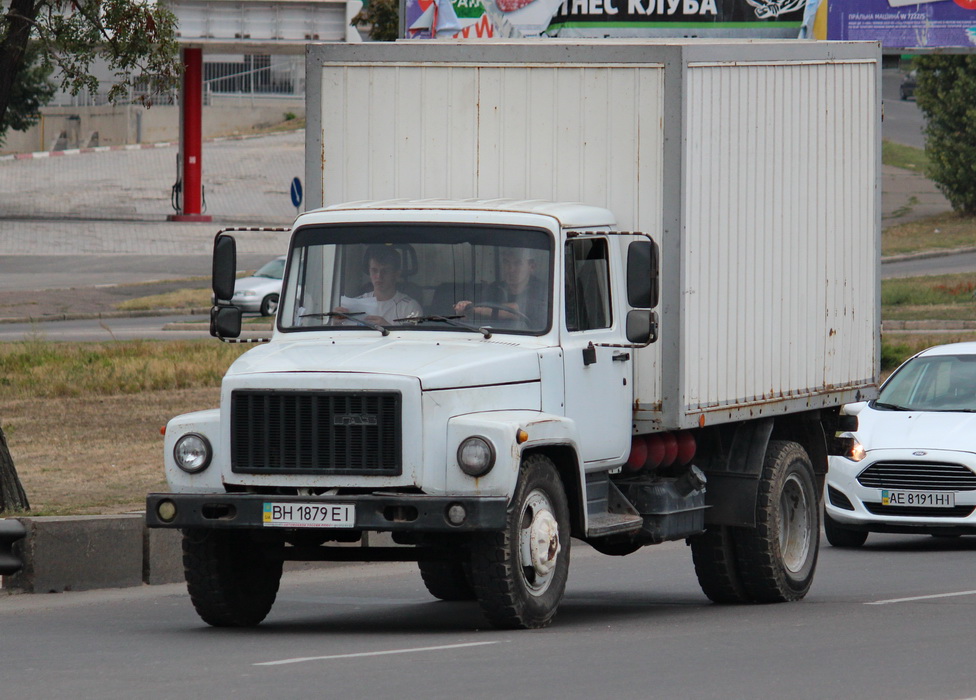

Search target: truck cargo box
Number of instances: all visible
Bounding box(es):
[305,39,880,431]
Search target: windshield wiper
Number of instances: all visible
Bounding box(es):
[873,401,910,411]
[299,311,389,336]
[396,314,492,339]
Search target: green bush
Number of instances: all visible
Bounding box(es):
[914,56,976,215]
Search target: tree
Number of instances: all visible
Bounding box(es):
[0,0,182,144]
[0,41,55,144]
[914,55,976,215]
[351,0,399,41]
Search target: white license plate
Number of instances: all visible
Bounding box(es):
[881,490,955,508]
[262,502,355,528]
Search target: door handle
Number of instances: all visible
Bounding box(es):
[612,352,631,362]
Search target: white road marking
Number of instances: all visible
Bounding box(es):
[867,590,976,606]
[255,641,499,667]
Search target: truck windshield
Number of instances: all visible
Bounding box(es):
[278,223,553,335]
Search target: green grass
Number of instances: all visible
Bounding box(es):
[882,139,931,172]
[0,340,247,399]
[882,273,976,321]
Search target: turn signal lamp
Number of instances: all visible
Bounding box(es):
[157,500,177,523]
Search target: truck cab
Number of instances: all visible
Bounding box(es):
[148,200,675,630]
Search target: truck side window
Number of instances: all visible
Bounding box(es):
[565,238,611,331]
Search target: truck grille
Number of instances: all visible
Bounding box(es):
[857,461,976,491]
[231,390,401,476]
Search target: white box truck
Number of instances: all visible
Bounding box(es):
[147,39,880,629]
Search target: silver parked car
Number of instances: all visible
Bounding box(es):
[231,256,285,316]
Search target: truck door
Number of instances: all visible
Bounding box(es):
[562,236,632,465]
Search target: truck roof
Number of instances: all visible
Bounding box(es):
[314,198,617,229]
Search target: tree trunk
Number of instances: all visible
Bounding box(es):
[0,0,41,131]
[0,425,29,513]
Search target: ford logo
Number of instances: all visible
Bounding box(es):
[912,451,927,456]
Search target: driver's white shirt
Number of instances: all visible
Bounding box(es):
[357,291,422,322]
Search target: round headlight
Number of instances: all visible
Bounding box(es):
[457,436,495,477]
[174,433,212,473]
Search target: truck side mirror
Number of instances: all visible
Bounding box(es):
[212,234,237,303]
[627,238,659,310]
[626,309,658,344]
[210,305,242,339]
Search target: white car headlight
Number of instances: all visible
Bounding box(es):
[234,290,257,298]
[174,433,212,473]
[457,436,495,477]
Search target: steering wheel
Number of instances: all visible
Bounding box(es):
[469,301,532,325]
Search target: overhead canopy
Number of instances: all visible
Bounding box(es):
[166,0,361,51]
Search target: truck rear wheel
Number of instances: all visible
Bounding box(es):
[469,454,571,629]
[182,528,283,627]
[733,440,820,603]
[418,560,476,601]
[690,525,751,603]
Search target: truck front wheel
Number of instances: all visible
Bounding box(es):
[469,454,571,629]
[182,528,284,627]
[418,560,476,601]
[733,440,820,603]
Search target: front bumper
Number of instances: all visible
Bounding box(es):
[826,454,976,533]
[146,492,509,532]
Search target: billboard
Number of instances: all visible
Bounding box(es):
[402,0,814,38]
[828,0,976,51]
[548,0,808,37]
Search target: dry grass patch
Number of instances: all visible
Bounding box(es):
[115,286,211,311]
[2,388,220,515]
[883,212,976,256]
[0,340,247,515]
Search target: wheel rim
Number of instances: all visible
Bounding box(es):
[266,296,278,315]
[517,488,561,597]
[778,473,812,574]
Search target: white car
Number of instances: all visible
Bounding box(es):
[231,256,285,316]
[825,342,976,547]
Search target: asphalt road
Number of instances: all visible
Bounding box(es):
[2,535,975,699]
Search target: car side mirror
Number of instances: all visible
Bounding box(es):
[210,305,242,339]
[626,309,658,344]
[627,238,659,310]
[212,234,237,303]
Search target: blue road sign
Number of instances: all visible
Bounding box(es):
[290,177,303,209]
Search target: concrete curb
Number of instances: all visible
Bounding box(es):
[0,515,396,594]
[881,245,976,263]
[1,514,180,593]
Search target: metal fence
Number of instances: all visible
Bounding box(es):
[47,56,305,107]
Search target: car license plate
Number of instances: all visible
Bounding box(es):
[881,490,955,508]
[262,502,355,528]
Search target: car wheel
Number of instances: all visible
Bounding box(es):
[182,528,283,627]
[469,454,571,629]
[823,509,869,548]
[732,440,820,603]
[260,293,279,317]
